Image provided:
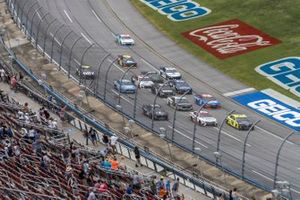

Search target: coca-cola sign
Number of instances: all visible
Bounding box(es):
[182,19,281,59]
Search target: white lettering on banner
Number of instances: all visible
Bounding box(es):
[139,0,211,22]
[247,99,300,127]
[189,24,271,54]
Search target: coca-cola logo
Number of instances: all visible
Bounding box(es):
[182,19,281,59]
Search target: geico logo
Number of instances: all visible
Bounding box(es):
[248,99,300,127]
[256,57,300,97]
[140,0,211,21]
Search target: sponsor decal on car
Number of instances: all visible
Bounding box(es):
[139,0,211,22]
[182,19,281,59]
[256,57,300,97]
[233,91,300,131]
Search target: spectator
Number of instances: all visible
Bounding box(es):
[87,187,96,200]
[126,184,133,195]
[23,102,30,113]
[232,188,240,200]
[102,134,109,146]
[159,186,167,199]
[132,172,142,190]
[83,160,90,176]
[217,193,225,200]
[42,153,51,168]
[62,148,70,164]
[98,182,108,193]
[110,134,118,154]
[43,109,50,120]
[156,177,165,192]
[134,146,141,168]
[89,127,97,146]
[13,142,21,157]
[172,178,180,198]
[58,105,67,121]
[109,156,119,170]
[101,159,112,170]
[10,75,17,91]
[166,178,171,195]
[229,190,233,200]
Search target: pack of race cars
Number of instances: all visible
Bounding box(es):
[80,34,254,130]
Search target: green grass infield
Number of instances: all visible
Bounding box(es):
[131,0,300,101]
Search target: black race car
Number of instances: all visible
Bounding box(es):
[151,83,175,97]
[76,65,95,79]
[142,104,168,120]
[117,54,137,68]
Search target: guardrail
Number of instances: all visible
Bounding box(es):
[4,0,295,199]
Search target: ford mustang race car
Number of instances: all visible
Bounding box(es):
[142,104,168,120]
[117,55,137,68]
[113,79,137,94]
[131,74,154,88]
[194,93,221,108]
[226,114,253,130]
[151,83,174,97]
[170,79,192,94]
[116,34,134,46]
[76,65,95,79]
[167,96,193,111]
[189,110,217,126]
[159,67,182,80]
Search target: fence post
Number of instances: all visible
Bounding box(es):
[273,131,295,189]
[103,58,118,101]
[20,1,32,25]
[42,18,57,56]
[79,43,96,84]
[95,53,111,95]
[117,66,135,105]
[67,36,83,77]
[59,30,73,68]
[25,2,38,35]
[50,24,65,62]
[35,12,50,49]
[241,120,260,178]
[216,110,235,153]
[29,6,43,39]
[192,103,207,152]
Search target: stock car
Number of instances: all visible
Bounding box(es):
[159,67,182,80]
[117,55,137,68]
[113,79,137,94]
[131,74,154,88]
[115,34,135,45]
[194,93,221,108]
[148,72,164,84]
[151,83,175,97]
[75,65,95,79]
[189,110,217,126]
[167,96,193,111]
[170,79,193,94]
[142,104,168,120]
[226,114,253,130]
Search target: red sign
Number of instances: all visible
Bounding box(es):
[182,19,281,59]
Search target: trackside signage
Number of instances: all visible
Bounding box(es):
[256,57,300,97]
[182,19,281,59]
[233,91,300,131]
[139,0,211,22]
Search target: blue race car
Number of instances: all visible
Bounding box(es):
[113,79,137,94]
[171,79,192,94]
[194,93,221,108]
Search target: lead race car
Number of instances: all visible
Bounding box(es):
[115,34,135,46]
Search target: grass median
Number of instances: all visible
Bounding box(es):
[131,0,300,101]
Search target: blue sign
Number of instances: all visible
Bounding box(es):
[255,57,300,97]
[233,91,300,131]
[140,0,211,22]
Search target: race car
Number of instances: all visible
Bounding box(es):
[142,104,168,120]
[159,67,182,80]
[151,83,174,97]
[167,96,193,111]
[115,34,135,46]
[226,114,253,130]
[131,74,154,88]
[170,79,192,94]
[75,65,95,79]
[117,54,137,68]
[194,93,221,108]
[113,79,137,94]
[148,72,164,84]
[189,110,217,126]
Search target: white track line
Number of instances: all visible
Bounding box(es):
[81,33,92,45]
[107,59,125,73]
[213,127,251,147]
[64,10,73,23]
[91,9,102,23]
[223,87,255,97]
[252,170,273,181]
[256,126,294,145]
[167,125,208,149]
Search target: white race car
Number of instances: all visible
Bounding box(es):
[132,74,154,88]
[189,110,217,126]
[116,34,135,46]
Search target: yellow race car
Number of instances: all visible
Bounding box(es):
[226,114,253,130]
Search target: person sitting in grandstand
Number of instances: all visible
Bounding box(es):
[22,102,30,113]
[17,110,25,120]
[132,171,142,190]
[102,134,109,146]
[109,156,119,170]
[0,68,5,82]
[83,160,90,176]
[98,182,108,193]
[87,187,96,200]
[88,127,97,146]
[0,89,8,102]
[126,184,133,195]
[48,117,58,129]
[110,134,118,154]
[10,75,17,91]
[101,158,112,170]
[61,147,71,164]
[24,113,30,124]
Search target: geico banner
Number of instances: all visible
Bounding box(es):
[139,0,211,22]
[233,91,300,131]
[256,57,300,97]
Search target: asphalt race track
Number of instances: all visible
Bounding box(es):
[14,0,300,197]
